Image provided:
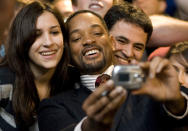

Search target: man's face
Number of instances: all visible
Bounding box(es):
[73,0,113,17]
[68,13,113,74]
[133,0,166,15]
[110,20,147,65]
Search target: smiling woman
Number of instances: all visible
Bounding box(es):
[0,1,69,130]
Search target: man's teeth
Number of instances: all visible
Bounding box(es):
[85,50,99,56]
[41,51,56,56]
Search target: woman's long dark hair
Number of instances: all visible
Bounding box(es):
[5,1,69,129]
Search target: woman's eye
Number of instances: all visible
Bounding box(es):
[36,30,42,37]
[51,31,59,35]
[94,32,102,36]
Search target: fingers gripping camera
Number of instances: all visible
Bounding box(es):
[112,65,145,90]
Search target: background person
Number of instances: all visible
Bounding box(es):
[0,0,24,59]
[132,0,167,16]
[174,0,188,20]
[71,0,123,18]
[53,0,74,21]
[166,41,188,89]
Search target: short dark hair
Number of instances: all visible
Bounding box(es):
[66,10,109,33]
[104,1,153,44]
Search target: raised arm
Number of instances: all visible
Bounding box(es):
[132,57,187,116]
[148,15,188,47]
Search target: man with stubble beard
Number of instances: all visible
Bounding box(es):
[104,2,188,130]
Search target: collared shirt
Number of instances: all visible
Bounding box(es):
[80,65,114,92]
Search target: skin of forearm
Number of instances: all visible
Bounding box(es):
[148,15,188,47]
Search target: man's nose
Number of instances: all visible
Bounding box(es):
[83,34,95,46]
[126,44,134,57]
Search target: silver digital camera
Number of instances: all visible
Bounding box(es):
[112,65,145,90]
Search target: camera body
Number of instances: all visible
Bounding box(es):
[112,65,145,90]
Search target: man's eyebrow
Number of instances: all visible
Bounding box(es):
[116,36,129,42]
[91,24,103,29]
[135,42,144,46]
[69,29,79,36]
[69,24,103,35]
[134,43,145,47]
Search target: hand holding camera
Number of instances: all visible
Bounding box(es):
[112,57,186,115]
[113,57,182,102]
[82,80,127,131]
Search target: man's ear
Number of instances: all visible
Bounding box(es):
[109,35,116,51]
[159,1,167,14]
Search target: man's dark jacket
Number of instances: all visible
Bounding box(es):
[38,68,188,131]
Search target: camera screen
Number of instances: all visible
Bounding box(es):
[118,73,129,81]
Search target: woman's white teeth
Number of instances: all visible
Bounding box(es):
[41,51,55,56]
[85,49,99,56]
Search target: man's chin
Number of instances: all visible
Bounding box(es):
[81,60,106,73]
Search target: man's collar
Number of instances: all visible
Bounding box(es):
[80,65,114,91]
[103,65,114,76]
